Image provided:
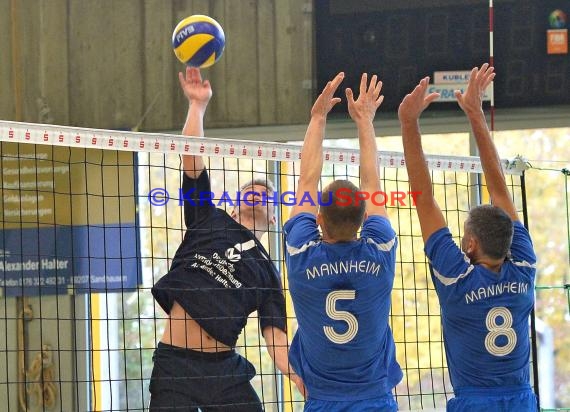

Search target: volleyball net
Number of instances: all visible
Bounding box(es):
[0,120,557,411]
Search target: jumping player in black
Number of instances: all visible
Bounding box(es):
[149,67,304,411]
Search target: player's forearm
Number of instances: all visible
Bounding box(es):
[356,120,381,192]
[468,111,510,200]
[263,327,295,377]
[182,102,207,177]
[402,121,447,240]
[401,122,433,202]
[269,345,295,378]
[298,115,326,186]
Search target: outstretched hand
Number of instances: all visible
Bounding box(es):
[346,73,384,124]
[310,72,344,118]
[398,77,440,123]
[455,63,495,116]
[290,374,307,399]
[178,66,212,107]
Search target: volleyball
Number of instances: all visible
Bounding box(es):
[172,15,225,68]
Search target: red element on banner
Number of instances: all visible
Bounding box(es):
[547,29,568,54]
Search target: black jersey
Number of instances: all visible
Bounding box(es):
[152,169,287,347]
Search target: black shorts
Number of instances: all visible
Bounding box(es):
[149,342,262,411]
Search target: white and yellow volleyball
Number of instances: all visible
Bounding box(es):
[172,15,225,68]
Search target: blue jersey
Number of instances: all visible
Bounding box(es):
[283,213,403,401]
[425,220,536,392]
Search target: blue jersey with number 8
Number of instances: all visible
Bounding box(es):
[425,220,536,390]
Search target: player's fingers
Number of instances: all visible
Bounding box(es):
[322,81,333,96]
[481,72,495,91]
[332,71,344,85]
[178,72,186,87]
[360,73,368,96]
[345,88,355,105]
[416,77,429,95]
[425,92,440,105]
[482,66,495,85]
[331,97,342,108]
[195,68,204,83]
[469,66,479,86]
[369,74,378,94]
[376,94,385,107]
[411,84,422,98]
[454,90,463,104]
[374,79,383,97]
[476,65,490,87]
[328,72,344,95]
[188,66,199,82]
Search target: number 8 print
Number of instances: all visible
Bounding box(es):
[484,306,517,356]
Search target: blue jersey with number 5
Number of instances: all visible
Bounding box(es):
[425,220,536,390]
[283,213,403,401]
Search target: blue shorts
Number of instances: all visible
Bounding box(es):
[304,393,397,412]
[448,385,537,412]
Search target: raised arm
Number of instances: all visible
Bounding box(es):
[290,72,344,218]
[262,326,306,398]
[346,73,386,217]
[455,64,518,221]
[179,67,212,178]
[398,77,445,242]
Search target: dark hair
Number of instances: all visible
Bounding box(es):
[466,204,513,259]
[320,180,366,241]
